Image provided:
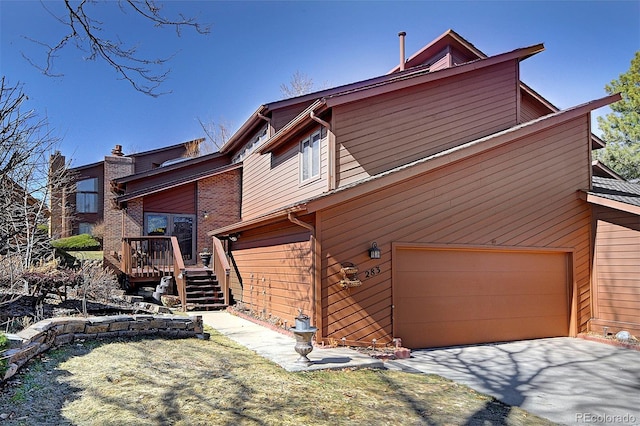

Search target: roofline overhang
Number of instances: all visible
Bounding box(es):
[113,151,228,184]
[255,44,544,156]
[257,100,328,154]
[303,93,620,213]
[115,162,242,205]
[591,160,625,181]
[208,204,308,237]
[388,29,487,74]
[214,93,621,233]
[128,138,205,158]
[327,43,544,108]
[219,105,269,154]
[585,192,640,215]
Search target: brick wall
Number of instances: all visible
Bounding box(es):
[196,169,242,255]
[103,155,135,255]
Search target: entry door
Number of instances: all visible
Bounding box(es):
[145,213,196,264]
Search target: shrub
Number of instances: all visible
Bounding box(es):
[51,234,101,251]
[0,332,8,378]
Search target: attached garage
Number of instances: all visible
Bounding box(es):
[393,246,571,348]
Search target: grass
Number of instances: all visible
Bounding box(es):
[0,329,555,426]
[66,250,104,261]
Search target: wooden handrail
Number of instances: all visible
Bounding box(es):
[170,236,187,309]
[212,236,231,305]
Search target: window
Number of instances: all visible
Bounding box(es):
[78,223,93,235]
[232,125,268,164]
[300,131,321,182]
[144,213,196,263]
[76,178,98,213]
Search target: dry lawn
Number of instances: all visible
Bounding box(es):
[0,329,555,425]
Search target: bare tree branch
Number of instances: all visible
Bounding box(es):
[22,0,210,97]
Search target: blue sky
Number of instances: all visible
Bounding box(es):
[1,1,639,167]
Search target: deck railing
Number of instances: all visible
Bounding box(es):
[212,236,231,305]
[121,236,186,305]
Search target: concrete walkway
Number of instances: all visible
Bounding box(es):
[195,311,383,372]
[196,312,640,425]
[387,338,640,426]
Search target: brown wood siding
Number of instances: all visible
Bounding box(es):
[231,220,313,323]
[271,101,315,132]
[333,61,519,187]
[242,127,328,220]
[591,205,640,337]
[520,90,553,123]
[143,182,195,214]
[318,115,592,345]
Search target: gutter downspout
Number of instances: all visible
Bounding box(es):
[288,213,320,342]
[310,110,330,130]
[257,112,271,122]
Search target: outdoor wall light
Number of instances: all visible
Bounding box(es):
[229,233,239,242]
[369,242,381,259]
[203,211,209,220]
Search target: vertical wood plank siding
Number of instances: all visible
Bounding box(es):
[242,128,327,220]
[231,221,313,323]
[591,206,640,337]
[319,116,592,343]
[333,61,518,187]
[144,182,196,214]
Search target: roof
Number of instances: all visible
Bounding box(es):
[211,94,620,237]
[112,151,228,184]
[115,163,242,205]
[257,43,544,155]
[591,160,625,180]
[587,176,640,215]
[388,29,487,73]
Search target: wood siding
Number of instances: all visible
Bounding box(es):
[520,89,553,123]
[242,127,328,220]
[318,115,592,345]
[271,101,315,132]
[333,61,519,187]
[230,220,313,323]
[591,206,640,337]
[144,182,195,214]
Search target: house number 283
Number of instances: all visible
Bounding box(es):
[364,266,381,279]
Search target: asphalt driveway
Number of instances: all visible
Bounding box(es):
[387,337,640,425]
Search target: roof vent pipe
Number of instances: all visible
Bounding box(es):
[398,31,406,71]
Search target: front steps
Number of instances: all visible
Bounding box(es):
[183,269,227,311]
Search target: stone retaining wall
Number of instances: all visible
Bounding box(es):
[1,314,204,382]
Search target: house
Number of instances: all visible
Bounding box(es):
[585,177,640,338]
[206,29,623,349]
[49,140,202,241]
[49,138,241,307]
[50,29,635,348]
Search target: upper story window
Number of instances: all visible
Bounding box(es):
[76,178,98,213]
[300,130,321,183]
[232,125,268,164]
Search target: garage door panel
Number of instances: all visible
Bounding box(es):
[395,293,566,323]
[395,271,565,298]
[394,248,569,348]
[399,316,568,348]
